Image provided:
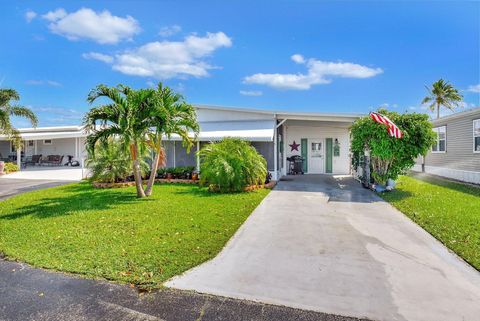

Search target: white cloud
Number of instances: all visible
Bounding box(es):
[25,10,37,23]
[91,32,232,79]
[379,103,398,109]
[29,106,84,126]
[466,84,480,93]
[42,8,140,44]
[291,54,305,64]
[240,90,263,96]
[159,25,181,37]
[25,79,62,87]
[82,52,114,63]
[244,54,383,90]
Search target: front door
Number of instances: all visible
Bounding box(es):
[325,138,333,174]
[308,140,324,173]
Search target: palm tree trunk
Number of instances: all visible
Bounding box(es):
[130,143,146,198]
[145,144,161,196]
[437,102,440,119]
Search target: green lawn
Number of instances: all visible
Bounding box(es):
[381,174,480,270]
[0,182,269,288]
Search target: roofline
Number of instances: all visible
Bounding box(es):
[194,104,364,119]
[431,107,480,124]
[16,125,84,133]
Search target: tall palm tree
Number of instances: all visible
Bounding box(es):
[422,79,463,119]
[84,85,154,198]
[144,83,199,196]
[0,89,38,147]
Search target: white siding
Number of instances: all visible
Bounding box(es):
[285,124,351,175]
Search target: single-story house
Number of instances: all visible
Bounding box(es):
[413,107,480,184]
[0,105,362,180]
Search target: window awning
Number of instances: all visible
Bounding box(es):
[167,120,275,142]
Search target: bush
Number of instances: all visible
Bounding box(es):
[4,162,19,174]
[198,138,267,193]
[351,109,436,184]
[86,139,148,183]
[157,166,195,179]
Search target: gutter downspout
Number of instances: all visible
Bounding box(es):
[273,114,278,181]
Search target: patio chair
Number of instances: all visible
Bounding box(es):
[43,155,64,166]
[24,154,42,167]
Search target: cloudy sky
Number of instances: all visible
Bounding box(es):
[1,1,479,126]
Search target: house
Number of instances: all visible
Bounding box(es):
[413,107,480,184]
[0,105,362,180]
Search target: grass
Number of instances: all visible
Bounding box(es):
[0,182,269,288]
[380,173,480,270]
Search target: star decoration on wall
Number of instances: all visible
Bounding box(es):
[289,140,300,151]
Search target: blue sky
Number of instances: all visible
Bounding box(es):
[1,1,479,127]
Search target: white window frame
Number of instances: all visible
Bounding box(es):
[474,119,480,153]
[432,126,447,153]
[43,139,53,145]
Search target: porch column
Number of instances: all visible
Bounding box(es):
[196,141,200,172]
[16,144,21,169]
[273,124,278,180]
[282,125,287,175]
[34,140,37,154]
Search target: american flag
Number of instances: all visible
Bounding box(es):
[370,112,403,139]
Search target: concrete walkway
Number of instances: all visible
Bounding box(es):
[166,175,480,321]
[1,167,85,181]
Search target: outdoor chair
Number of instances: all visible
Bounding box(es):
[42,155,64,166]
[24,154,42,167]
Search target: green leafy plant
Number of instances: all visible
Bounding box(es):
[422,79,463,119]
[85,139,148,183]
[4,162,19,174]
[0,88,37,148]
[350,109,436,185]
[198,138,267,193]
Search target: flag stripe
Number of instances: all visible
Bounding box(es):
[370,112,403,139]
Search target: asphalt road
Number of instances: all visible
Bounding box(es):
[0,259,368,321]
[0,178,69,201]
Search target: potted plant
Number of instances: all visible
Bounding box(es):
[166,167,174,179]
[192,171,199,181]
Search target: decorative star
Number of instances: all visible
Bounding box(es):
[289,140,300,151]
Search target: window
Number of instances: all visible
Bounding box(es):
[474,119,480,153]
[43,139,52,145]
[28,140,34,147]
[432,126,446,153]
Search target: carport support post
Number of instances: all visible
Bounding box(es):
[16,144,21,170]
[196,141,200,172]
[363,149,371,188]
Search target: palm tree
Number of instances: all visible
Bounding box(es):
[422,79,463,119]
[0,89,38,147]
[84,85,154,198]
[144,83,199,196]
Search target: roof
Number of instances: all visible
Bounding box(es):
[167,120,275,142]
[195,104,363,121]
[431,107,480,125]
[0,126,86,140]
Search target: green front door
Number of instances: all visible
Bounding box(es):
[325,138,333,173]
[300,138,308,173]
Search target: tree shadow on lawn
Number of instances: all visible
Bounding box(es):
[408,172,480,198]
[0,183,144,221]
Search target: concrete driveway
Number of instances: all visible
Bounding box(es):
[166,175,480,321]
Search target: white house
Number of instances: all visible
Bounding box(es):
[0,105,362,180]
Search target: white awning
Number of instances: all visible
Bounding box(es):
[167,120,275,142]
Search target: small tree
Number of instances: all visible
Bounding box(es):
[350,109,436,185]
[198,138,267,193]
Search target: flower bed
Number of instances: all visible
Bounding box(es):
[93,178,199,189]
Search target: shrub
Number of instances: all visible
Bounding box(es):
[351,109,436,184]
[4,162,19,173]
[86,139,148,183]
[198,138,267,192]
[157,166,196,179]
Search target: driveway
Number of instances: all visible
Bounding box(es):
[0,178,69,201]
[166,175,480,321]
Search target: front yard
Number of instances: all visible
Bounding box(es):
[381,173,480,270]
[0,182,269,288]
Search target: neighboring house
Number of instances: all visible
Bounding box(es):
[0,126,87,167]
[413,107,480,184]
[0,105,362,180]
